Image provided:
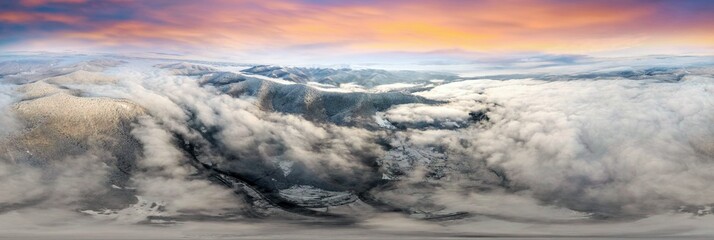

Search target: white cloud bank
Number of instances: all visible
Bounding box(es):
[0,54,714,238]
[402,75,714,216]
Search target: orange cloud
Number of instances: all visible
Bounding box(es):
[3,0,714,56]
[0,11,82,24]
[19,0,87,7]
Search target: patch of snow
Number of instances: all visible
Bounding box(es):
[81,196,166,223]
[277,161,294,176]
[371,83,419,92]
[374,113,396,129]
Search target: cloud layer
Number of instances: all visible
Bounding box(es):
[1,0,714,59]
[398,75,714,217]
[0,54,713,238]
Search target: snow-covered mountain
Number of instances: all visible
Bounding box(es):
[242,65,459,87]
[1,54,714,238]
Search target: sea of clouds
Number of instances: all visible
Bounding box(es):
[0,54,712,239]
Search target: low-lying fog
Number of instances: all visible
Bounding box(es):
[0,54,713,239]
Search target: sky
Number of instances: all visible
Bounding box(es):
[1,0,714,63]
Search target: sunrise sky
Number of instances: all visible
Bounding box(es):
[2,0,713,63]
